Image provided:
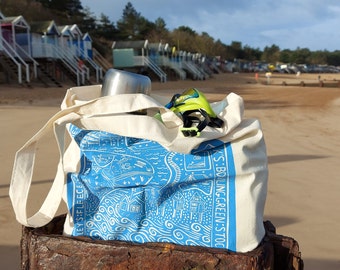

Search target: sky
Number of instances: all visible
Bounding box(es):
[80,0,340,51]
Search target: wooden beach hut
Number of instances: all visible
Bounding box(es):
[179,51,209,80]
[0,14,37,84]
[58,24,102,84]
[81,32,92,59]
[57,25,73,53]
[112,40,167,82]
[29,20,60,59]
[69,24,82,58]
[55,24,89,85]
[1,15,31,55]
[28,20,64,87]
[149,42,186,80]
[80,32,103,83]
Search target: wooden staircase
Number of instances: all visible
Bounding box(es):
[36,63,63,88]
[56,59,92,86]
[93,48,113,75]
[0,51,30,87]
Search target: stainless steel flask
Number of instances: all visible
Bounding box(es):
[101,69,151,96]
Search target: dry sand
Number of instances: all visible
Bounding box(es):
[1,72,340,269]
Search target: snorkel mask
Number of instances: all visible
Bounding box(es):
[165,88,223,137]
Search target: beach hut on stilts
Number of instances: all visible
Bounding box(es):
[0,13,38,86]
[149,42,186,80]
[55,24,88,85]
[62,24,105,84]
[112,40,167,82]
[79,31,103,83]
[29,20,63,87]
[180,51,209,80]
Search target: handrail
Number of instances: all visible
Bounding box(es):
[13,42,39,79]
[135,56,167,82]
[159,56,186,80]
[51,45,81,86]
[93,48,112,72]
[1,38,26,83]
[182,61,205,80]
[31,42,88,85]
[61,46,86,82]
[76,47,103,83]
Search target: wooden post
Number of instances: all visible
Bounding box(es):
[21,215,303,270]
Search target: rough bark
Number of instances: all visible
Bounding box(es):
[21,215,303,270]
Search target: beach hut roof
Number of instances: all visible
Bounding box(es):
[0,15,30,30]
[112,40,148,50]
[58,25,74,37]
[82,32,92,42]
[30,20,60,35]
[69,24,82,37]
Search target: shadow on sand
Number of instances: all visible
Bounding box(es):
[0,245,20,269]
[268,154,328,164]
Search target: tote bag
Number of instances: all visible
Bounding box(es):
[10,85,268,252]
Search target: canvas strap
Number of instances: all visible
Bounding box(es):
[10,86,244,227]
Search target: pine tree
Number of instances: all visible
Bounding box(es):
[36,0,83,15]
[116,2,153,40]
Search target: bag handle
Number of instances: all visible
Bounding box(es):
[10,90,244,227]
[9,94,181,227]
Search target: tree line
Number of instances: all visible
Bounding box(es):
[2,0,340,66]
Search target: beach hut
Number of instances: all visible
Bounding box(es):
[112,40,148,68]
[0,14,36,84]
[69,24,83,58]
[81,32,92,59]
[56,24,89,85]
[112,40,166,82]
[149,42,186,80]
[179,51,208,80]
[24,20,64,87]
[1,15,31,55]
[57,24,104,84]
[29,20,60,58]
[80,32,103,82]
[58,25,73,53]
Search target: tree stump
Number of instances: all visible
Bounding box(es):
[21,215,303,270]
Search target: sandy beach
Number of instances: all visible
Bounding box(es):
[1,72,340,269]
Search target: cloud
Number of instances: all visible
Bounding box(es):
[80,0,340,51]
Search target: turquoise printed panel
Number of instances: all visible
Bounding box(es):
[67,124,236,250]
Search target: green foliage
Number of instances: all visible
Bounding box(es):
[146,17,170,43]
[326,51,340,66]
[261,44,280,63]
[96,14,118,40]
[36,0,83,15]
[116,2,153,40]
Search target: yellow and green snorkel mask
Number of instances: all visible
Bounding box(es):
[165,88,223,137]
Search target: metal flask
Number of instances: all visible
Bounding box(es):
[101,69,151,97]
